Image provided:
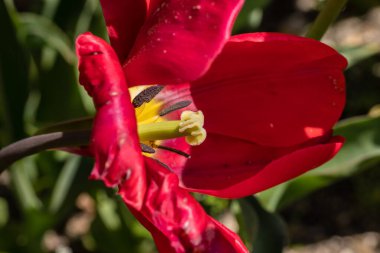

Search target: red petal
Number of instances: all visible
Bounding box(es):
[191,32,347,147]
[180,135,344,198]
[99,0,148,62]
[76,33,146,208]
[151,131,344,198]
[146,59,345,197]
[121,158,248,253]
[124,0,244,85]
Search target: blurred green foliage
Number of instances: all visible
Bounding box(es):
[0,0,380,252]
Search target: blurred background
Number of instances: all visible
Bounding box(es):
[0,0,380,252]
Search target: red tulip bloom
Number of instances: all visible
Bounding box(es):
[76,0,346,252]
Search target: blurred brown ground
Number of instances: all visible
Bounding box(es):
[285,232,380,253]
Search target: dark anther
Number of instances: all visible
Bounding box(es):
[153,159,173,172]
[157,145,191,158]
[140,143,155,154]
[132,85,164,108]
[159,100,192,116]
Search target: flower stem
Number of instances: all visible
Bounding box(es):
[306,0,347,40]
[0,121,188,172]
[0,131,91,173]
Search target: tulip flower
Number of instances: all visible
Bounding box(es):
[77,33,249,252]
[76,0,347,252]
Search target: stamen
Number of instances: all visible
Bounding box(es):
[153,158,174,172]
[156,145,191,158]
[132,85,164,108]
[140,143,156,154]
[159,100,192,116]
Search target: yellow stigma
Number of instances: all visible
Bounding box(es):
[179,111,206,146]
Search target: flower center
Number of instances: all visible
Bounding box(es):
[130,85,207,156]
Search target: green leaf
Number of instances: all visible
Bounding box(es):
[233,0,271,33]
[308,116,380,177]
[41,0,61,18]
[96,191,122,231]
[258,115,380,211]
[74,0,99,35]
[90,190,145,253]
[0,0,30,144]
[256,182,289,213]
[342,44,380,68]
[19,13,76,66]
[35,57,88,124]
[11,159,42,210]
[49,155,81,212]
[0,198,9,228]
[238,197,287,253]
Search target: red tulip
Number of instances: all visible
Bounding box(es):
[76,0,346,252]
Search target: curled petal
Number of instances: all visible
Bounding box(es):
[76,33,146,209]
[191,32,347,147]
[122,158,248,253]
[124,0,244,85]
[99,0,148,62]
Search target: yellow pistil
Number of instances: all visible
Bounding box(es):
[130,85,207,147]
[137,111,206,146]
